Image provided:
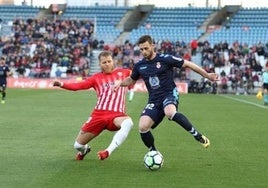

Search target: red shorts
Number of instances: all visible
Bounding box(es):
[81,110,127,135]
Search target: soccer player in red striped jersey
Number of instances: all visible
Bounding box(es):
[53,51,134,160]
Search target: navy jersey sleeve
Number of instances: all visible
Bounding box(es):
[162,54,184,68]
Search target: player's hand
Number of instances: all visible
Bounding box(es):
[53,80,63,87]
[207,73,219,82]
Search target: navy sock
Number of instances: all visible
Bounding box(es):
[2,91,6,100]
[140,131,157,151]
[171,112,202,140]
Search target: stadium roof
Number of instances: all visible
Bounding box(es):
[13,0,268,8]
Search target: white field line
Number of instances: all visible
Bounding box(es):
[219,95,268,109]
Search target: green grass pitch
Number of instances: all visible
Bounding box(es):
[0,88,267,188]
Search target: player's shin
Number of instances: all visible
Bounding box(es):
[140,130,157,151]
[2,90,5,100]
[171,112,202,139]
[106,118,133,155]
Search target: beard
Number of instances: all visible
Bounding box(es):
[144,51,154,60]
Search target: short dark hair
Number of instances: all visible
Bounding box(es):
[0,57,6,60]
[98,51,112,60]
[137,35,154,45]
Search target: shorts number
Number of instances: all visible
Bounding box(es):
[145,103,154,110]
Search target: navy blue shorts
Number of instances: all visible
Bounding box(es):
[141,93,179,129]
[263,83,268,90]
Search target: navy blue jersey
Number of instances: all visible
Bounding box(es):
[0,65,10,85]
[131,53,184,102]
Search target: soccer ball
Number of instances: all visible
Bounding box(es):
[143,150,164,171]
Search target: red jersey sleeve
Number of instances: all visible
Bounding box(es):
[62,78,94,91]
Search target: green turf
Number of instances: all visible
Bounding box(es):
[0,89,267,188]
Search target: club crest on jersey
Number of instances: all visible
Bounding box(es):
[117,72,123,77]
[156,62,161,69]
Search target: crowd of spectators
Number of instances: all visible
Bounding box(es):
[1,18,94,78]
[1,17,268,95]
[197,40,268,95]
[134,38,268,95]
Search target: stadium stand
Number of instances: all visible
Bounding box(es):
[127,7,215,44]
[60,6,128,44]
[0,4,267,94]
[0,5,39,22]
[207,7,268,46]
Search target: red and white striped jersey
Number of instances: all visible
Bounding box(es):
[62,68,131,113]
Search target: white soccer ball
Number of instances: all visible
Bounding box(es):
[143,150,164,171]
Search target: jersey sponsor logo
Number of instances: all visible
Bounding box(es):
[102,81,114,88]
[149,76,160,89]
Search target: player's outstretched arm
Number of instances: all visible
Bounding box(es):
[53,79,90,91]
[183,60,219,82]
[113,77,136,92]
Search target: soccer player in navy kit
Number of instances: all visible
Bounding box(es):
[0,57,12,104]
[114,35,219,152]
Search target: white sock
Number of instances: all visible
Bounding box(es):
[106,118,133,155]
[74,141,88,153]
[129,89,134,101]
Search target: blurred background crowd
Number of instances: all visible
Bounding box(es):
[1,2,268,95]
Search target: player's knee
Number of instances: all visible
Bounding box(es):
[139,124,151,132]
[164,105,177,119]
[122,118,134,128]
[139,118,154,132]
[166,113,173,120]
[166,112,177,120]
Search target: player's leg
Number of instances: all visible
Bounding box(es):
[0,85,6,104]
[139,116,156,151]
[74,130,96,160]
[128,88,134,102]
[74,114,104,160]
[139,104,165,151]
[164,102,210,148]
[263,84,268,105]
[98,117,133,160]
